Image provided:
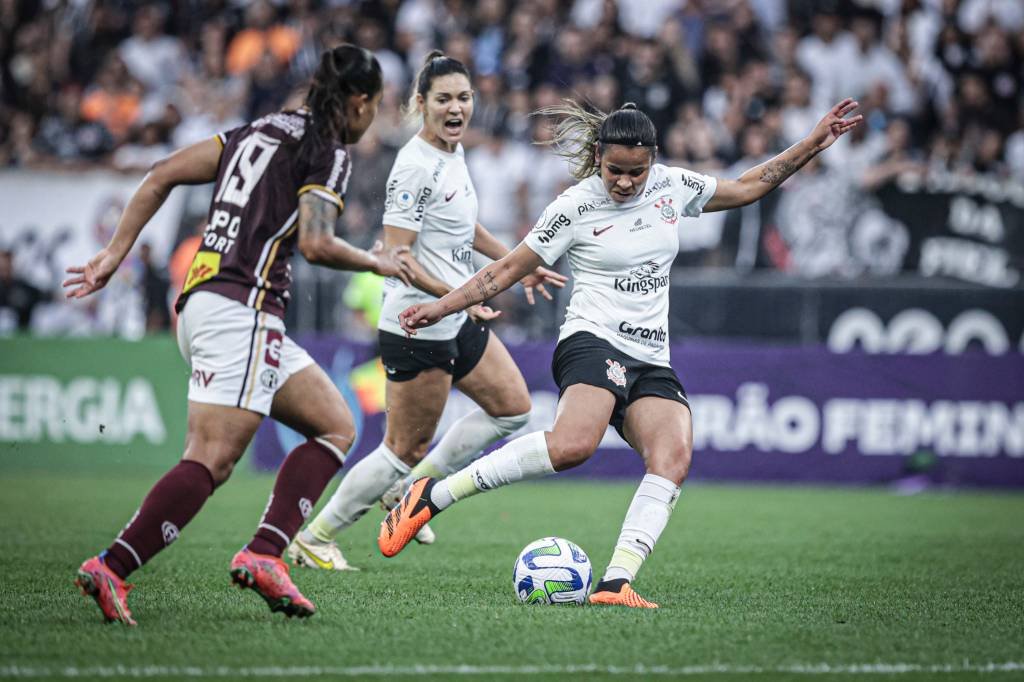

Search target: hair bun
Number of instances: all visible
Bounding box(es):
[621,102,638,110]
[424,50,445,65]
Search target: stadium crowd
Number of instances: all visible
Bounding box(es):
[1,0,1022,336]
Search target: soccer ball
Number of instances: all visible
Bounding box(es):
[513,537,592,605]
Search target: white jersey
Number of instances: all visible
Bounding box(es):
[523,164,717,366]
[379,135,478,340]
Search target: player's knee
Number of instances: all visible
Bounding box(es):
[547,432,599,471]
[313,432,354,465]
[647,445,692,486]
[384,436,430,467]
[490,410,531,437]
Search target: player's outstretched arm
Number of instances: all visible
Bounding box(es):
[703,98,863,213]
[399,242,544,334]
[472,223,567,305]
[297,194,411,284]
[63,138,222,299]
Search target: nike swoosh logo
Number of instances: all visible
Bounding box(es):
[302,547,334,570]
[593,225,614,236]
[445,190,457,202]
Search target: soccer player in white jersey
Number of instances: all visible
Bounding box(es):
[287,51,565,570]
[380,98,863,607]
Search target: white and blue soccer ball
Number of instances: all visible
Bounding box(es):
[513,537,592,605]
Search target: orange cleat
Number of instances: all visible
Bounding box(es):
[378,477,441,558]
[588,581,659,608]
[229,549,315,618]
[75,556,137,626]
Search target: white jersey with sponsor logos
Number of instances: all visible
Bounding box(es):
[379,135,478,340]
[523,164,717,366]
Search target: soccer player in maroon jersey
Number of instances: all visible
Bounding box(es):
[63,45,408,624]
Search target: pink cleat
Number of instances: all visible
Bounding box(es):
[229,549,316,618]
[75,556,137,626]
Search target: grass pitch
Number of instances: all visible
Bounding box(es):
[0,469,1022,681]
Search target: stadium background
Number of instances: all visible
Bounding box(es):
[1,1,1023,678]
[2,0,1020,486]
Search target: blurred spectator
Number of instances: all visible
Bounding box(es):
[34,86,115,163]
[79,54,142,142]
[0,249,47,334]
[467,119,531,243]
[118,5,187,96]
[226,0,301,76]
[111,121,172,172]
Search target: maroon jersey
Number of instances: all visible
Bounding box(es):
[176,109,351,318]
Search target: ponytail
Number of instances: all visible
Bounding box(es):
[535,101,657,180]
[302,44,382,154]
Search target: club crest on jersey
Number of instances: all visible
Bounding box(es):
[655,195,678,224]
[605,359,627,387]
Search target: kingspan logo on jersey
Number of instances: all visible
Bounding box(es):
[532,211,571,244]
[451,242,473,263]
[617,321,667,346]
[614,260,669,295]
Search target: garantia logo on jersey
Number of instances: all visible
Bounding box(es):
[577,197,612,215]
[265,330,283,368]
[614,260,669,295]
[679,171,706,195]
[617,321,667,345]
[532,212,571,244]
[654,196,677,224]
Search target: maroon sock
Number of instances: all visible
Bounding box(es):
[247,439,342,557]
[102,460,216,580]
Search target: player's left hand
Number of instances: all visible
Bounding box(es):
[62,248,121,299]
[519,266,567,305]
[807,98,863,152]
[399,301,445,335]
[468,304,502,322]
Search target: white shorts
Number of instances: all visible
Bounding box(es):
[176,291,315,416]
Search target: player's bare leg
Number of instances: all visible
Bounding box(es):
[296,367,450,562]
[379,385,613,557]
[589,397,692,609]
[229,364,355,617]
[379,334,532,534]
[76,402,261,625]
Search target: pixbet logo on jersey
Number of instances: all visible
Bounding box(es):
[614,260,670,295]
[533,212,571,243]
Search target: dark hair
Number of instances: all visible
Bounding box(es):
[403,50,471,120]
[302,44,382,152]
[535,101,657,179]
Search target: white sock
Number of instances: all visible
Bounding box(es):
[602,474,681,583]
[304,442,410,543]
[406,409,530,482]
[429,431,554,510]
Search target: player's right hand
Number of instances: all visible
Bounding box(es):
[62,248,120,299]
[371,241,412,285]
[399,301,444,335]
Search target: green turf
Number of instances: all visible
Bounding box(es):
[0,470,1022,681]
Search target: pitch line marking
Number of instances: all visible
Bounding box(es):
[2,663,1024,677]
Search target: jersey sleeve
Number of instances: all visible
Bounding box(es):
[297,145,351,210]
[381,160,434,233]
[522,198,576,266]
[672,167,718,217]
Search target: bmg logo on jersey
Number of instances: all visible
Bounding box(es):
[265,329,283,368]
[679,171,706,195]
[533,212,571,243]
[614,260,670,295]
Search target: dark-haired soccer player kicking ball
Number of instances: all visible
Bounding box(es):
[382,98,861,607]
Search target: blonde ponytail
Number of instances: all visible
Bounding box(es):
[534,100,608,180]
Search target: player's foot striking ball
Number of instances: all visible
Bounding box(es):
[588,578,659,608]
[75,556,137,625]
[379,477,442,557]
[229,549,316,618]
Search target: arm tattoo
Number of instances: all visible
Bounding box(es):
[483,271,499,293]
[298,194,339,238]
[758,158,798,185]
